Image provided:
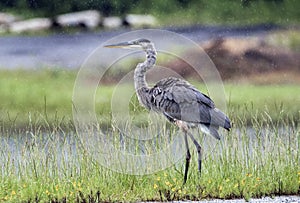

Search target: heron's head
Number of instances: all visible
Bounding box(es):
[104,38,153,50]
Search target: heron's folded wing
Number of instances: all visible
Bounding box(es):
[153,79,214,124]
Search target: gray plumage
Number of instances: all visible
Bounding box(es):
[105,38,231,184]
[137,77,231,140]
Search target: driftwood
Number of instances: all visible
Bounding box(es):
[124,14,157,27]
[102,16,122,29]
[54,10,101,29]
[9,18,52,33]
[0,12,19,25]
[0,11,159,32]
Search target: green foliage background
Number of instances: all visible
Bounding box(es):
[1,0,300,25]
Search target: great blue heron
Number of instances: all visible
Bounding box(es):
[104,38,231,184]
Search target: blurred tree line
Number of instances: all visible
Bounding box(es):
[0,0,299,25]
[2,0,134,16]
[0,0,289,16]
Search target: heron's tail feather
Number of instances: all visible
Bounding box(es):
[198,108,231,140]
[210,108,231,131]
[199,124,221,140]
[224,116,231,130]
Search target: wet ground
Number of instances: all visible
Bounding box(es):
[0,24,281,69]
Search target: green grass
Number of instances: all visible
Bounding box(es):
[226,83,300,124]
[0,69,299,202]
[0,69,75,129]
[266,30,300,52]
[0,69,299,129]
[133,0,300,26]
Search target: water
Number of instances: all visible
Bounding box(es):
[0,24,281,69]
[0,131,79,178]
[0,124,297,176]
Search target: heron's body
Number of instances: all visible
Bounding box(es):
[136,76,230,139]
[105,38,231,184]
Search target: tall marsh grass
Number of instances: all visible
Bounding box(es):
[0,107,299,202]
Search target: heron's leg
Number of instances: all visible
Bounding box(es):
[174,120,191,184]
[187,131,202,175]
[183,131,191,184]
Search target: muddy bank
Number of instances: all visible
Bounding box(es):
[166,35,300,84]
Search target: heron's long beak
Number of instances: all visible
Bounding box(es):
[104,41,133,48]
[104,41,142,49]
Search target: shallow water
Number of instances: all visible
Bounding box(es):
[1,124,298,176]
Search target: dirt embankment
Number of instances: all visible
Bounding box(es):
[166,37,300,84]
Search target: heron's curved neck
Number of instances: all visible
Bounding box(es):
[134,44,157,90]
